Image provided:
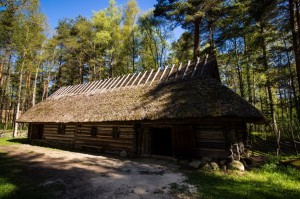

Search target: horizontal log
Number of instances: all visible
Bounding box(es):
[74,141,133,150]
[45,138,73,144]
[45,135,74,140]
[195,135,224,140]
[75,136,133,143]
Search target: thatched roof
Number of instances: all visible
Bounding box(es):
[18,57,268,124]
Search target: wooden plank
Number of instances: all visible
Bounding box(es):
[145,69,154,84]
[107,76,121,90]
[150,69,160,85]
[200,54,209,76]
[75,83,89,93]
[158,66,168,83]
[116,74,131,90]
[48,87,65,98]
[191,57,201,78]
[175,63,182,79]
[137,71,148,85]
[130,72,141,86]
[182,60,191,79]
[166,64,175,81]
[112,75,126,90]
[100,78,116,92]
[124,74,136,87]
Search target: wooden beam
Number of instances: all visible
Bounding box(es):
[200,54,209,76]
[158,66,168,83]
[86,80,105,94]
[125,73,136,87]
[96,79,109,90]
[99,78,115,92]
[145,69,154,84]
[86,79,107,94]
[166,64,175,81]
[74,83,88,93]
[112,75,127,90]
[175,63,182,79]
[59,85,76,96]
[81,81,96,93]
[48,87,65,99]
[116,74,131,90]
[150,69,160,85]
[182,60,191,80]
[66,85,81,95]
[191,57,201,78]
[106,77,120,91]
[137,70,148,85]
[131,72,141,86]
[83,80,101,93]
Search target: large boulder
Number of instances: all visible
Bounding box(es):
[210,162,220,171]
[200,162,213,171]
[228,161,245,171]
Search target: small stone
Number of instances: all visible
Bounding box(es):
[189,160,202,169]
[228,160,245,171]
[200,162,212,171]
[120,150,127,157]
[210,162,220,171]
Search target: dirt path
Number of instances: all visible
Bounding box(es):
[0,144,196,199]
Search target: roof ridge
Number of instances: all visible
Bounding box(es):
[47,57,205,100]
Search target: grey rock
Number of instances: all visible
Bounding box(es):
[189,160,202,169]
[228,160,245,171]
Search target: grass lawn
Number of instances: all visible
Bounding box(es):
[0,138,64,199]
[186,157,300,199]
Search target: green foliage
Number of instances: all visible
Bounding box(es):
[187,163,300,199]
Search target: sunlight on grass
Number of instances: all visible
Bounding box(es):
[0,138,16,146]
[0,178,16,198]
[187,162,300,199]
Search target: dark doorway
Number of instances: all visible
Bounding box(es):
[151,128,173,157]
[29,124,44,139]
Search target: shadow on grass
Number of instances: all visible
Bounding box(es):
[7,138,30,145]
[187,169,300,199]
[0,152,65,199]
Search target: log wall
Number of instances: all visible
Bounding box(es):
[194,123,227,158]
[74,124,135,153]
[43,124,75,146]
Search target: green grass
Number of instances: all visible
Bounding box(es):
[0,138,29,146]
[187,157,300,199]
[0,152,65,199]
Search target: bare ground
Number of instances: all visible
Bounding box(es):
[0,144,196,199]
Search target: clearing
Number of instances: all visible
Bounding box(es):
[0,141,195,199]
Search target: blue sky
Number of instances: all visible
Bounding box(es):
[39,0,183,40]
[40,0,157,30]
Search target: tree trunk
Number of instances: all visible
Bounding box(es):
[193,18,201,59]
[234,38,245,98]
[13,58,25,138]
[289,0,300,93]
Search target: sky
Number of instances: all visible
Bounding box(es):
[40,0,157,31]
[39,0,183,40]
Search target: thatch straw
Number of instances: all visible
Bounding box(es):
[18,77,268,124]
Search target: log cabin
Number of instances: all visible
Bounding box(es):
[17,56,268,159]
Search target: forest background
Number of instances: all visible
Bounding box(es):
[0,0,300,153]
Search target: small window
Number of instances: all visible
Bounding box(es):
[58,124,66,134]
[112,127,120,139]
[91,126,97,137]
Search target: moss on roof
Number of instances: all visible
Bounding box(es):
[18,77,268,124]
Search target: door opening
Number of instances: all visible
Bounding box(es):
[151,128,173,157]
